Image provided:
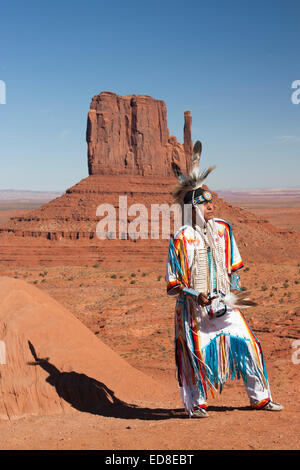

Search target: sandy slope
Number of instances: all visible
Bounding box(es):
[0,277,172,422]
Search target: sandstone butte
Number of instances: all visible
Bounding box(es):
[87,91,190,177]
[0,90,299,268]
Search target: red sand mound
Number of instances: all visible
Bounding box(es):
[0,276,170,421]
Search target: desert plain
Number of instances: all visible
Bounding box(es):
[0,189,299,451]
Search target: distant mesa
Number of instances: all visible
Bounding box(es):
[0,190,63,202]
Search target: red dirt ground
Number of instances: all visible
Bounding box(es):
[0,258,299,450]
[0,194,299,450]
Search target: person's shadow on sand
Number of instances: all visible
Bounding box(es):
[27,340,188,420]
[27,341,252,419]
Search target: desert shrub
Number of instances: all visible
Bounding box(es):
[261,285,268,291]
[110,274,117,279]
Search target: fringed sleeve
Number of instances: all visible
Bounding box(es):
[165,234,190,295]
[230,233,244,273]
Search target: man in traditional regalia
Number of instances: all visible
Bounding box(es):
[166,141,283,418]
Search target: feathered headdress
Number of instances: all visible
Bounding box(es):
[172,141,216,204]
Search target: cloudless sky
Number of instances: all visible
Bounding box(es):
[0,0,300,191]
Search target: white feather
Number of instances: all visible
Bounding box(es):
[223,292,238,309]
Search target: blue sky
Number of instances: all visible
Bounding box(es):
[0,0,300,191]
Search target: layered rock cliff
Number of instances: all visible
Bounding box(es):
[86,91,190,176]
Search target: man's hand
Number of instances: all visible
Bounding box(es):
[197,293,217,307]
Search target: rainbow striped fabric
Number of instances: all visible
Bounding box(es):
[166,222,270,409]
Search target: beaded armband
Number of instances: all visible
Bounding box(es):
[230,273,241,291]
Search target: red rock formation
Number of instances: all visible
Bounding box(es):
[184,110,193,170]
[86,91,188,177]
[0,173,299,267]
[0,91,299,268]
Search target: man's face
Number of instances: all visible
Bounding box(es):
[203,201,214,221]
